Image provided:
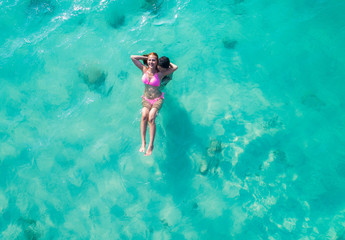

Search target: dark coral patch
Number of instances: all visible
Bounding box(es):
[79,64,107,90]
[301,94,325,110]
[223,39,238,49]
[105,5,126,29]
[107,15,125,29]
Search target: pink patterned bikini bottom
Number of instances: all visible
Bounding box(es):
[141,92,165,105]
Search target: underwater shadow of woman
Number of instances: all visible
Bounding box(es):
[160,95,202,198]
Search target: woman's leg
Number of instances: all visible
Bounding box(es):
[140,107,150,152]
[145,108,159,156]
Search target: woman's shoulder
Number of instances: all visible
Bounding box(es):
[142,66,148,74]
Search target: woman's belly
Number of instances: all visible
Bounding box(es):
[143,85,162,99]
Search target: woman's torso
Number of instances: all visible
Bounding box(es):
[142,71,162,99]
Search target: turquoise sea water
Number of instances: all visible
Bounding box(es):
[1,0,345,239]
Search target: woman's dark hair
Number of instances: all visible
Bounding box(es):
[142,54,148,66]
[158,56,170,68]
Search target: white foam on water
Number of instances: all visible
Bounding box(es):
[192,176,226,219]
[283,217,297,232]
[15,192,29,214]
[1,224,22,239]
[36,151,55,172]
[222,179,242,199]
[0,191,8,214]
[0,142,17,161]
[152,230,171,240]
[182,229,199,240]
[95,170,126,202]
[123,217,148,238]
[63,208,90,238]
[231,205,248,234]
[159,198,182,227]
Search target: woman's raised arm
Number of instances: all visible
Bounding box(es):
[131,55,147,71]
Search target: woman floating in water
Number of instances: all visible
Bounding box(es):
[131,53,178,156]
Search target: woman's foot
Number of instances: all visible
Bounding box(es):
[145,145,154,156]
[139,143,146,152]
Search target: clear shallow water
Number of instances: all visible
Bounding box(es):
[1,0,345,239]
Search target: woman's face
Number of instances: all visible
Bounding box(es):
[147,55,158,69]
